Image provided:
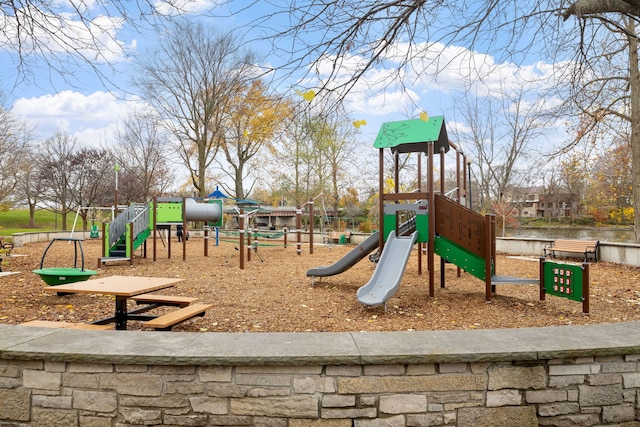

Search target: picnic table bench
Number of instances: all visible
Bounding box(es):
[544,239,599,262]
[143,303,212,331]
[22,320,113,330]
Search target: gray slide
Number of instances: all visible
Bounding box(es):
[306,232,380,281]
[357,230,418,307]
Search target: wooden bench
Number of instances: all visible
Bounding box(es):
[324,231,352,244]
[544,239,599,262]
[143,303,212,331]
[22,320,113,330]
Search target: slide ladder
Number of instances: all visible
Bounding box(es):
[102,202,152,263]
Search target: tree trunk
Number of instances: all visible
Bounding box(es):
[628,20,640,241]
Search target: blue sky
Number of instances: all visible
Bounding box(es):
[1,2,570,169]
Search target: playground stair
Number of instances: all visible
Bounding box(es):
[101,203,152,266]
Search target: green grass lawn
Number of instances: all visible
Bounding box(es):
[0,209,76,236]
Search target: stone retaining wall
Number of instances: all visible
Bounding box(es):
[3,323,640,426]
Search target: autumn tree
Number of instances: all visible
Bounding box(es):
[136,23,257,198]
[215,80,291,200]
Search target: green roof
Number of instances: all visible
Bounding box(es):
[373,116,450,154]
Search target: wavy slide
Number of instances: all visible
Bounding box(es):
[356,230,418,307]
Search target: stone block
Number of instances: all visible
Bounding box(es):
[321,408,377,419]
[198,365,232,382]
[379,394,427,414]
[163,414,209,426]
[33,394,73,409]
[79,415,113,427]
[290,419,351,427]
[0,389,31,421]
[364,365,405,376]
[68,363,113,373]
[235,374,291,387]
[231,396,318,418]
[63,373,100,389]
[354,415,404,426]
[189,396,227,414]
[32,407,78,426]
[623,372,640,388]
[406,413,444,427]
[99,373,162,396]
[338,374,486,394]
[548,364,592,376]
[165,381,206,395]
[602,403,635,423]
[322,394,356,408]
[537,402,579,417]
[457,406,538,427]
[439,362,468,374]
[525,390,567,404]
[294,377,336,394]
[326,365,361,377]
[23,369,61,391]
[486,390,521,407]
[406,364,436,376]
[488,365,546,390]
[73,390,117,412]
[119,407,162,425]
[578,383,623,406]
[601,362,637,373]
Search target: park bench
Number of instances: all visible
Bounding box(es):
[324,230,352,244]
[543,239,599,262]
[142,303,212,331]
[0,238,13,255]
[21,320,113,330]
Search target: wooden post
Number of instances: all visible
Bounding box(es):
[153,198,157,262]
[296,206,302,256]
[428,142,435,298]
[239,209,245,269]
[309,199,314,255]
[485,214,493,301]
[182,197,187,261]
[378,148,385,253]
[583,262,590,314]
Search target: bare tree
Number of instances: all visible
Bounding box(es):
[0,97,31,209]
[38,132,78,230]
[69,147,116,229]
[135,22,257,198]
[451,81,551,211]
[114,110,174,203]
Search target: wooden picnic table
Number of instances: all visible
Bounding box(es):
[43,276,183,330]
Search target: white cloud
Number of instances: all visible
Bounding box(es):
[12,91,140,144]
[152,0,222,16]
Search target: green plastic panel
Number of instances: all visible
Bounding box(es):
[156,200,183,223]
[543,261,584,303]
[374,117,450,153]
[434,235,488,281]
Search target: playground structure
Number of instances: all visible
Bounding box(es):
[32,238,98,286]
[307,116,550,309]
[99,197,223,266]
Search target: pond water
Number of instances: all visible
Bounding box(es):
[504,227,637,244]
